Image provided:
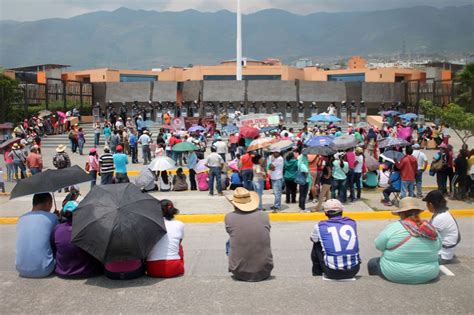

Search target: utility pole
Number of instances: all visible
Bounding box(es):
[236,0,243,81]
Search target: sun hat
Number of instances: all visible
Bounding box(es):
[56,144,67,152]
[116,145,123,152]
[355,147,363,154]
[323,199,344,214]
[413,143,420,149]
[143,130,149,134]
[11,143,20,150]
[392,197,424,213]
[89,148,97,154]
[62,201,78,213]
[227,187,259,212]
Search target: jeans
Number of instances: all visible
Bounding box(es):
[367,257,385,279]
[0,182,4,193]
[437,168,448,194]
[94,133,100,147]
[142,145,151,164]
[332,179,347,203]
[101,172,114,185]
[383,186,400,201]
[115,173,130,184]
[346,170,355,200]
[241,169,254,191]
[30,167,41,175]
[271,178,283,209]
[78,139,85,155]
[353,172,362,200]
[208,167,222,195]
[173,152,183,166]
[131,145,138,163]
[189,168,197,190]
[299,183,309,210]
[285,179,297,203]
[90,170,97,187]
[311,242,360,279]
[13,161,26,180]
[415,170,424,197]
[253,180,264,210]
[70,139,77,153]
[6,163,14,182]
[230,144,237,160]
[104,264,145,280]
[401,180,415,198]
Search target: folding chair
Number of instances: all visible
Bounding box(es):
[391,191,401,207]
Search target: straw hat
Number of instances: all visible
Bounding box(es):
[355,147,364,154]
[227,187,259,212]
[392,197,424,213]
[56,144,67,153]
[11,143,20,150]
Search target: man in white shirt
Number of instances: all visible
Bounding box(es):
[205,147,224,196]
[412,144,428,198]
[353,147,364,200]
[269,149,284,211]
[138,130,152,165]
[213,138,228,162]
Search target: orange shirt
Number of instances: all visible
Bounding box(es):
[240,153,254,170]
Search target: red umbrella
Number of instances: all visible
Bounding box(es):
[239,126,259,138]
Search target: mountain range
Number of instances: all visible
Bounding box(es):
[1,5,473,69]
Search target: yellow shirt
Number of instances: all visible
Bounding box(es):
[467,156,474,175]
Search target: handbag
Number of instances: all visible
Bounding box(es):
[294,171,307,185]
[430,158,443,173]
[85,161,90,172]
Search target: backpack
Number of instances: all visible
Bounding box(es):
[68,131,75,140]
[55,153,67,169]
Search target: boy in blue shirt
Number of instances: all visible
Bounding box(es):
[381,166,401,206]
[113,145,129,183]
[16,193,58,278]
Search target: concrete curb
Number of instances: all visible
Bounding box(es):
[1,209,472,225]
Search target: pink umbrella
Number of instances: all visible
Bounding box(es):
[397,126,412,141]
[56,111,66,118]
[228,160,239,172]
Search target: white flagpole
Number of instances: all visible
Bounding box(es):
[236,0,243,81]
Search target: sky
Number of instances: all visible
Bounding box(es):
[1,0,472,21]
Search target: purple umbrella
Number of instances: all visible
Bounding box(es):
[188,125,206,132]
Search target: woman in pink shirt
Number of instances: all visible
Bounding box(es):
[3,148,14,182]
[87,148,100,187]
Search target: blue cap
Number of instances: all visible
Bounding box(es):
[62,201,78,213]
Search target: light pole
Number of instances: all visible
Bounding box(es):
[236,0,242,81]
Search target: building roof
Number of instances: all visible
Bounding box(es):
[8,64,70,72]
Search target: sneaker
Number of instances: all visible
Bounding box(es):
[383,201,392,206]
[209,193,214,196]
[218,192,224,196]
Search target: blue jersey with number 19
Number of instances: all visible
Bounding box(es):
[318,217,360,270]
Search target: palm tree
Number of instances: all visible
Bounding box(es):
[455,63,474,111]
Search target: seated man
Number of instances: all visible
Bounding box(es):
[225,187,273,281]
[52,201,103,278]
[16,193,59,278]
[381,166,401,206]
[310,199,361,280]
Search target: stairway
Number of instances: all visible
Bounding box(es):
[40,123,165,149]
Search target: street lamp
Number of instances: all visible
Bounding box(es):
[236,0,242,81]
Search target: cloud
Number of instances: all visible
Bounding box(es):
[1,0,472,21]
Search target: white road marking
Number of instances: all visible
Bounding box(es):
[440,265,455,276]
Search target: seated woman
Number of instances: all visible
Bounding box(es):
[423,190,461,264]
[368,197,441,284]
[172,168,189,191]
[381,166,401,206]
[147,200,185,278]
[229,170,243,190]
[196,171,209,191]
[363,170,378,188]
[52,201,102,278]
[104,260,145,280]
[159,171,171,192]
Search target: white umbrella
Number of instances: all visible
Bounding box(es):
[148,157,176,171]
[194,160,209,174]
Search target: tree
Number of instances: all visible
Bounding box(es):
[454,62,474,111]
[421,99,474,145]
[0,72,22,123]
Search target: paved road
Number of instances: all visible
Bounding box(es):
[1,220,473,313]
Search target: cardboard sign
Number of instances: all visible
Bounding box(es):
[184,117,216,136]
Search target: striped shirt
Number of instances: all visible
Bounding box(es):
[99,153,115,174]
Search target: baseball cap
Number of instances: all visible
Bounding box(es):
[413,143,420,149]
[116,145,123,152]
[323,199,344,214]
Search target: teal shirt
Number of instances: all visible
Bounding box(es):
[375,221,442,284]
[332,160,349,180]
[283,159,298,181]
[297,155,312,186]
[113,153,128,174]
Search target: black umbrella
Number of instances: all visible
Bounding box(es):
[302,146,336,156]
[71,183,166,263]
[330,135,359,151]
[10,165,91,199]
